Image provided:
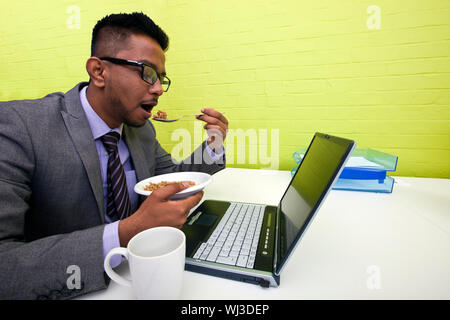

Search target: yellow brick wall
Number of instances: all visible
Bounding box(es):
[1,0,449,177]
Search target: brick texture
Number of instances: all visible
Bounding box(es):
[1,0,449,177]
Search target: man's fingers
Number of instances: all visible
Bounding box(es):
[197,114,223,127]
[178,191,204,210]
[201,108,228,124]
[196,108,228,126]
[150,182,190,201]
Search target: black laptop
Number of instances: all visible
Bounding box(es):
[181,132,356,287]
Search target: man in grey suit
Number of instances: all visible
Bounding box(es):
[0,12,228,299]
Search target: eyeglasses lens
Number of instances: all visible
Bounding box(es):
[143,66,170,92]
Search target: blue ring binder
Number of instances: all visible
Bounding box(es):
[339,167,386,183]
[291,147,398,193]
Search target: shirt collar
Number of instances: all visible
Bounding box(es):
[79,85,123,140]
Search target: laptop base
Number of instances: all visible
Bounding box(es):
[185,259,280,288]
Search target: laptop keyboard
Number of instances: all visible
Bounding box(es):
[192,202,265,269]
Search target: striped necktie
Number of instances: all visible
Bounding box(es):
[101,131,131,220]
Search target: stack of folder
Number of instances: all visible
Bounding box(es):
[291,148,398,193]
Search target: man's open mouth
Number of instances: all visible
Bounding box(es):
[141,104,153,112]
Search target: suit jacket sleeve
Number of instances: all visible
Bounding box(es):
[0,105,107,300]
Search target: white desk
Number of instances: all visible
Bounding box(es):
[80,168,450,300]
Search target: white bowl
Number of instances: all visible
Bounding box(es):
[134,172,212,200]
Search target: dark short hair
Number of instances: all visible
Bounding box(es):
[91,12,169,57]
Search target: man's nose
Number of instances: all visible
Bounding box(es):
[148,79,164,96]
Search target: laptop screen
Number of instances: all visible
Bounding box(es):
[275,133,355,274]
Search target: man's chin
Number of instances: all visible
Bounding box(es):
[123,118,148,128]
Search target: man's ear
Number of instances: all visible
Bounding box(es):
[86,57,106,88]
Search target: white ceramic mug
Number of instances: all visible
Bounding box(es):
[104,226,186,300]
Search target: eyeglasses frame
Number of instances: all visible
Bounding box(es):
[99,56,171,92]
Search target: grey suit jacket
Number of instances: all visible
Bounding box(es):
[0,82,225,299]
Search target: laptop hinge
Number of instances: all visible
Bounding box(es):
[273,203,281,275]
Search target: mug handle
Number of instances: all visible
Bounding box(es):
[104,247,132,287]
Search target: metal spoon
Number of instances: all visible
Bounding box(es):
[151,114,201,123]
[151,112,225,123]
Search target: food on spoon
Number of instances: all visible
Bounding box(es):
[152,110,168,120]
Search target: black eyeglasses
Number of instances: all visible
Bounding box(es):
[99,57,171,92]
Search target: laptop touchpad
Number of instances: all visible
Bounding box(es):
[183,211,219,257]
[182,200,230,257]
[195,213,217,227]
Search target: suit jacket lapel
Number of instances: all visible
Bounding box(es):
[60,83,105,223]
[123,125,150,206]
[123,125,149,183]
